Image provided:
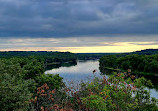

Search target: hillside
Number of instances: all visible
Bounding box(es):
[131,49,158,55]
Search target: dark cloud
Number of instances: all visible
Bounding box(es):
[0,0,158,37]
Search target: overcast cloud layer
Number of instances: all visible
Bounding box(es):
[0,0,158,37]
[0,0,158,52]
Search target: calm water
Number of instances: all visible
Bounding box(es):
[45,60,103,85]
[45,60,158,99]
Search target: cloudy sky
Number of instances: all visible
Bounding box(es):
[0,0,158,52]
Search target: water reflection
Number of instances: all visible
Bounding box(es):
[45,60,103,83]
[45,62,77,70]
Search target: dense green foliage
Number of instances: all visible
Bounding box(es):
[100,54,158,74]
[0,58,35,110]
[36,74,64,89]
[0,52,72,110]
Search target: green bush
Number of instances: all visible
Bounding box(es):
[80,74,158,111]
[0,73,35,111]
[36,74,64,90]
[82,95,106,110]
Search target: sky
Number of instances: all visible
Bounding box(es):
[0,0,158,53]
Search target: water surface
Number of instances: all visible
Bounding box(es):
[45,60,103,84]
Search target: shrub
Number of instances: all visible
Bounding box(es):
[0,73,35,111]
[35,74,64,90]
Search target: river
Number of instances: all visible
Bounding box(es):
[45,60,158,99]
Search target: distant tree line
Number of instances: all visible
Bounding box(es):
[0,51,77,64]
[99,54,158,74]
[131,49,158,55]
[76,53,118,60]
[76,49,158,60]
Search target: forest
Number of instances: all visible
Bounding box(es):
[0,50,158,110]
[99,54,158,75]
